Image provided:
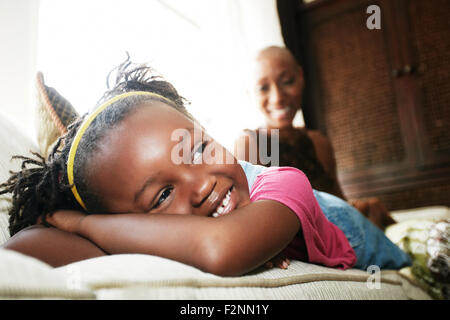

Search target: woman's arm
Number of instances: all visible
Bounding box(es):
[307,130,395,230]
[1,225,106,267]
[47,200,300,276]
[307,130,347,200]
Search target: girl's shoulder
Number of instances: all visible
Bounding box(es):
[253,166,309,190]
[237,160,267,191]
[238,160,311,196]
[249,166,313,203]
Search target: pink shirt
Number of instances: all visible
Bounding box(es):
[249,167,356,269]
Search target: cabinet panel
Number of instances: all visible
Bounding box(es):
[311,3,405,173]
[295,0,450,210]
[408,0,450,159]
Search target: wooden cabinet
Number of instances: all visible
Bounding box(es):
[285,0,450,210]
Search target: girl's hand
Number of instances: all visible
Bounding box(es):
[41,210,86,234]
[264,253,290,270]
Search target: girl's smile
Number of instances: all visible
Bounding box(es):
[211,185,237,217]
[88,101,251,216]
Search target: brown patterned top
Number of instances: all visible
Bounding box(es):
[247,128,339,197]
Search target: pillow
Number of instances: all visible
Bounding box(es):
[0,249,94,299]
[0,249,429,300]
[35,71,79,159]
[0,113,39,245]
[386,217,450,300]
[56,254,429,300]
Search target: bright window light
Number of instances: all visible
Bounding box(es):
[37,0,285,150]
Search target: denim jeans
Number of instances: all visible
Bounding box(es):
[313,190,412,270]
[238,160,412,270]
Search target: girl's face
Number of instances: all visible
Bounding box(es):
[88,101,251,217]
[253,53,304,129]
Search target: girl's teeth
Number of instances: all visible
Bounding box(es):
[212,190,232,218]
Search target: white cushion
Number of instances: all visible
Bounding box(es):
[0,112,39,245]
[391,206,450,223]
[0,248,431,300]
[60,254,430,300]
[0,249,94,299]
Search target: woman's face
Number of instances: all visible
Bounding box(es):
[253,52,304,129]
[87,101,251,217]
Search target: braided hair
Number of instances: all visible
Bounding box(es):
[0,55,193,236]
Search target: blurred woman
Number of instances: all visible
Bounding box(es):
[234,46,395,230]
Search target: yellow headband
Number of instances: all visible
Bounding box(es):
[67,91,174,210]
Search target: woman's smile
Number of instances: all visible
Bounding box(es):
[268,106,294,120]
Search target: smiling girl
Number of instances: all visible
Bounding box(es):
[0,59,410,276]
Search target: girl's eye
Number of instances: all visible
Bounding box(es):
[152,187,173,209]
[192,141,208,163]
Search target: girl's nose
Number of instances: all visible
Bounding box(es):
[190,174,216,209]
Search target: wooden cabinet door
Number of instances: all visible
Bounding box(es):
[404,0,450,168]
[297,0,450,210]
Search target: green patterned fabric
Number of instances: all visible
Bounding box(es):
[386,219,449,299]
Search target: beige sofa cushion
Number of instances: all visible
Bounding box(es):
[59,253,430,300]
[390,206,450,223]
[0,113,39,245]
[0,248,430,300]
[0,249,94,299]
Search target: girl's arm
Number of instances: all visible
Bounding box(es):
[1,225,106,267]
[47,200,300,276]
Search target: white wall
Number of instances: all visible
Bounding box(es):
[0,0,292,148]
[34,0,287,150]
[0,0,40,142]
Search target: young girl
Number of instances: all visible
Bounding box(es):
[0,60,411,276]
